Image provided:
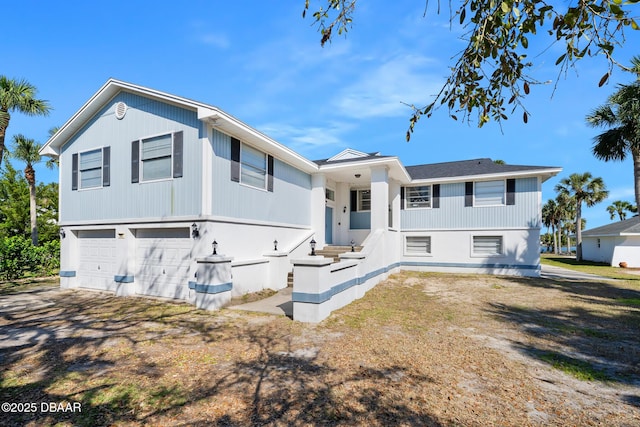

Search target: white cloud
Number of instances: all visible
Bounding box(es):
[198,33,230,49]
[257,121,354,159]
[606,186,636,201]
[332,54,443,119]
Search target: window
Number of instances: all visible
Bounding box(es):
[406,185,431,209]
[131,131,183,183]
[473,236,503,256]
[325,188,335,201]
[141,134,173,181]
[358,189,371,211]
[241,143,267,189]
[79,149,103,189]
[474,180,505,206]
[72,147,110,190]
[405,236,431,255]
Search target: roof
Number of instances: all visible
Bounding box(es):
[405,158,561,183]
[582,216,640,237]
[314,153,394,166]
[39,78,319,174]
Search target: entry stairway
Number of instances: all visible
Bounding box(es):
[286,245,363,287]
[315,245,363,262]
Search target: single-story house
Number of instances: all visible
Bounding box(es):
[40,79,561,322]
[582,216,640,267]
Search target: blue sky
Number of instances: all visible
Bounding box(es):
[4,1,640,229]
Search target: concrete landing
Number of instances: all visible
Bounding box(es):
[227,287,293,318]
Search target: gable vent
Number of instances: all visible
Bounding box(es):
[115,102,127,120]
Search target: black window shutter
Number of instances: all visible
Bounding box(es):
[230,137,240,182]
[71,153,78,191]
[173,131,183,178]
[400,187,405,210]
[102,146,111,187]
[506,178,516,205]
[267,155,274,192]
[131,140,139,183]
[350,190,357,212]
[433,184,440,208]
[465,182,473,207]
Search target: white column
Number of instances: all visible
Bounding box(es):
[310,173,326,247]
[370,166,389,230]
[389,179,401,230]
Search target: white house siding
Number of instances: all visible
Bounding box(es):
[401,178,540,230]
[583,235,640,267]
[210,130,311,226]
[59,92,203,223]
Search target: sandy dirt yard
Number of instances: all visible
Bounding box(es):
[0,271,639,426]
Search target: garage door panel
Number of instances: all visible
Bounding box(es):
[77,230,117,291]
[135,228,192,300]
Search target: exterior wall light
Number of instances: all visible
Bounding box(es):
[355,174,361,178]
[212,240,218,255]
[310,238,316,256]
[273,239,278,251]
[191,223,200,238]
[59,228,66,239]
[351,239,355,252]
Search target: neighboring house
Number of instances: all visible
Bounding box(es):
[582,216,640,267]
[40,79,561,321]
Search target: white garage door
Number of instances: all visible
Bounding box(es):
[77,229,117,291]
[135,228,192,300]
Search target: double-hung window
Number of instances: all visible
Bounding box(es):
[79,149,103,189]
[241,143,267,189]
[141,134,173,181]
[72,146,110,190]
[131,131,183,183]
[472,236,503,256]
[406,185,431,209]
[474,180,505,206]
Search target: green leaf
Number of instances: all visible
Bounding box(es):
[501,2,510,13]
[555,54,566,65]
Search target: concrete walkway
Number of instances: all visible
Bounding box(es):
[540,264,616,281]
[227,287,293,318]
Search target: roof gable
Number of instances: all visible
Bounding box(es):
[327,148,378,162]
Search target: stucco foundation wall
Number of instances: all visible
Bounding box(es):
[400,228,540,276]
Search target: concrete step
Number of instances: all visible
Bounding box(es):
[314,245,363,262]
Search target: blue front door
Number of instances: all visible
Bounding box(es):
[325,206,333,244]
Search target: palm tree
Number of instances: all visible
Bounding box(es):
[0,76,51,166]
[9,134,51,245]
[606,200,635,221]
[586,56,640,210]
[542,199,561,254]
[555,172,609,261]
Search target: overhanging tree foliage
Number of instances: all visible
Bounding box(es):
[303,0,640,139]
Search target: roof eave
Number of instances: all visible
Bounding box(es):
[409,168,563,184]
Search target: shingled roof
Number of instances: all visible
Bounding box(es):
[582,216,640,236]
[405,158,557,180]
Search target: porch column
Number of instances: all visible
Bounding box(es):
[370,166,389,230]
[310,173,326,248]
[389,179,401,230]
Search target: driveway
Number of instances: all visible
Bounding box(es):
[540,263,617,281]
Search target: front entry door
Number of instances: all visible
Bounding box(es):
[325,206,333,244]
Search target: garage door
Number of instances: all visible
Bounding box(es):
[135,228,192,300]
[77,229,117,291]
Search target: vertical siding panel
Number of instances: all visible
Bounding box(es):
[60,92,202,222]
[401,178,539,230]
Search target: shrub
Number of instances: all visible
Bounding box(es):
[0,236,60,280]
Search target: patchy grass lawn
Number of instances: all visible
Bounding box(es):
[541,254,640,280]
[1,272,639,426]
